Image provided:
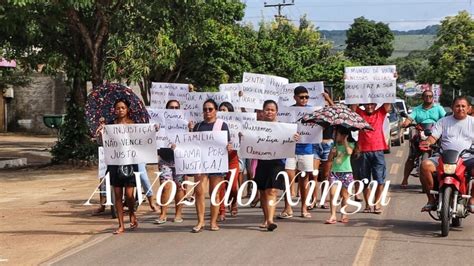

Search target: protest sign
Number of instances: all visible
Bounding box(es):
[240,121,297,159]
[102,124,157,165]
[150,82,189,108]
[278,106,323,143]
[98,147,107,178]
[344,65,397,81]
[219,83,243,109]
[183,92,232,110]
[184,110,202,125]
[148,108,189,148]
[217,112,257,150]
[344,79,396,104]
[173,131,229,175]
[242,72,288,102]
[280,82,325,107]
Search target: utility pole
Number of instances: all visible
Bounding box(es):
[264,0,295,23]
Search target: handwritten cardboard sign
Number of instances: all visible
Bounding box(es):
[240,121,297,159]
[148,108,189,148]
[279,82,326,107]
[217,112,257,150]
[173,131,229,175]
[183,92,232,110]
[219,83,242,109]
[150,82,189,108]
[102,124,158,165]
[242,72,288,102]
[344,65,397,81]
[344,80,396,104]
[98,147,107,178]
[278,106,323,143]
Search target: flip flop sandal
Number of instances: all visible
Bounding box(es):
[113,229,125,235]
[130,222,138,230]
[277,212,293,219]
[173,218,184,223]
[301,212,312,218]
[339,218,349,223]
[374,208,383,214]
[362,207,372,213]
[210,226,220,231]
[192,225,204,233]
[324,219,337,224]
[154,218,167,224]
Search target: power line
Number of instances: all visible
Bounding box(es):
[264,0,295,22]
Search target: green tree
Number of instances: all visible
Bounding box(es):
[424,11,474,105]
[0,0,128,162]
[344,17,394,65]
[389,51,430,83]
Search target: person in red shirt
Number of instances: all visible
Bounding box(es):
[353,103,391,214]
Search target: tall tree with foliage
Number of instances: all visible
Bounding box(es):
[0,0,128,162]
[105,0,250,103]
[424,11,474,105]
[345,17,394,65]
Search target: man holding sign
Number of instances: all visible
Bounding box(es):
[346,65,396,214]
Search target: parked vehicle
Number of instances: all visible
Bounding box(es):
[395,98,410,139]
[384,103,404,153]
[428,147,474,237]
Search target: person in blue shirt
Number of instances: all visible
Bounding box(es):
[400,90,446,188]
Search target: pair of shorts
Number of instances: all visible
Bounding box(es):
[285,154,314,172]
[359,151,386,185]
[159,159,184,188]
[254,160,286,191]
[314,141,334,161]
[329,172,354,188]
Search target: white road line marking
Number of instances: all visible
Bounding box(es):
[396,150,403,158]
[390,163,400,175]
[40,233,112,265]
[352,229,380,266]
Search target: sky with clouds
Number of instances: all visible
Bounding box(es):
[242,0,473,30]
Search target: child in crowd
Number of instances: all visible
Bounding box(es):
[325,127,354,224]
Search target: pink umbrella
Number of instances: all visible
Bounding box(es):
[0,58,16,68]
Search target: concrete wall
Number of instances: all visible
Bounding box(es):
[8,73,67,134]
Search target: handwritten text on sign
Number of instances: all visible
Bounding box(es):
[174,131,229,175]
[148,109,189,148]
[102,124,157,165]
[344,65,396,81]
[98,147,106,178]
[240,121,297,159]
[278,106,323,143]
[242,72,288,102]
[217,112,257,150]
[184,92,232,110]
[150,82,188,109]
[280,82,325,107]
[219,83,242,109]
[344,80,396,104]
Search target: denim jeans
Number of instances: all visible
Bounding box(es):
[138,163,153,197]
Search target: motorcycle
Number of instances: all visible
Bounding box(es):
[428,147,474,237]
[405,122,434,177]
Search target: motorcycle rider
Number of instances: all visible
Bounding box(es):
[401,90,446,188]
[419,96,474,212]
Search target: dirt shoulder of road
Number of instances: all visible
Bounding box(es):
[0,165,160,265]
[0,134,158,265]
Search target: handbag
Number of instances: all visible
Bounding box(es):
[117,165,135,179]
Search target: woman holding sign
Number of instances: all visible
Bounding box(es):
[191,99,231,233]
[96,99,139,235]
[253,100,299,231]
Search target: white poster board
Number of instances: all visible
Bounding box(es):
[150,82,189,109]
[183,92,232,110]
[280,82,326,107]
[278,106,323,143]
[242,72,288,102]
[219,83,242,109]
[344,65,397,81]
[98,147,107,178]
[217,112,257,150]
[344,80,396,104]
[148,109,189,148]
[240,121,298,159]
[174,131,229,175]
[102,124,158,165]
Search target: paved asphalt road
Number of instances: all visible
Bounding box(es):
[47,142,474,265]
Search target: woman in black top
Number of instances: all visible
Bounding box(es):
[191,99,231,233]
[96,98,138,234]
